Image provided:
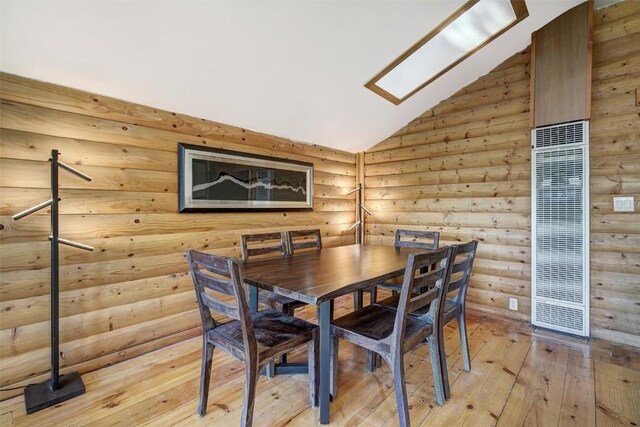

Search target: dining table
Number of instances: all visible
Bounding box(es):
[240,243,424,424]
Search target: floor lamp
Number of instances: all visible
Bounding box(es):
[347,183,371,244]
[347,183,371,309]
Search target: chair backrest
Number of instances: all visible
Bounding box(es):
[395,229,439,251]
[447,241,479,305]
[240,232,288,261]
[286,229,322,254]
[187,250,256,356]
[392,246,456,348]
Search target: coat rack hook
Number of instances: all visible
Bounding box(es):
[12,199,54,221]
[50,237,95,252]
[56,160,93,182]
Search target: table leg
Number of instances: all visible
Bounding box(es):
[248,285,258,313]
[318,300,331,424]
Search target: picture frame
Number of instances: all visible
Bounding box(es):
[178,143,314,212]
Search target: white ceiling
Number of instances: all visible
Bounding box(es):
[1,0,584,153]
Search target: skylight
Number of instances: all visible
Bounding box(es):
[365,0,529,105]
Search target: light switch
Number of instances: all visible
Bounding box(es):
[613,196,635,213]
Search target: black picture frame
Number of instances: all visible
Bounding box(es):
[178,143,314,212]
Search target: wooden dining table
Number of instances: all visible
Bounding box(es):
[240,244,423,424]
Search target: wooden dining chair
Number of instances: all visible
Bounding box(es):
[373,241,479,401]
[330,246,457,426]
[438,240,478,400]
[366,229,440,370]
[240,232,307,317]
[371,229,440,302]
[286,229,322,254]
[186,250,318,427]
[241,232,309,371]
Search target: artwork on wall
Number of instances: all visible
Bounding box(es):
[178,143,314,212]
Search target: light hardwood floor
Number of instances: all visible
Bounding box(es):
[1,294,638,426]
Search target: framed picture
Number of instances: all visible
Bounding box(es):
[178,143,314,212]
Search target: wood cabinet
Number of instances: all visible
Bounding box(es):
[531,1,593,128]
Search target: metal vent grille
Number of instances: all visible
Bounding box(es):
[535,148,584,304]
[532,120,589,337]
[534,121,585,149]
[535,301,584,333]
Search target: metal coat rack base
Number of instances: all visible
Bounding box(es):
[24,372,86,414]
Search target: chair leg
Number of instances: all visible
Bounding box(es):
[280,305,297,364]
[265,360,275,378]
[366,350,376,373]
[438,323,451,401]
[428,335,445,406]
[330,336,339,398]
[197,341,215,417]
[366,352,382,372]
[308,334,319,407]
[458,311,471,373]
[390,353,411,427]
[241,362,259,427]
[370,286,377,304]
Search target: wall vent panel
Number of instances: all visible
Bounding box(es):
[531,120,589,336]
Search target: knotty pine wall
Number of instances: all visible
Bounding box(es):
[0,73,356,395]
[364,0,640,346]
[364,47,533,322]
[588,0,640,347]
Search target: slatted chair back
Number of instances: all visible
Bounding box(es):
[392,246,456,349]
[447,241,479,303]
[240,232,288,261]
[287,229,322,254]
[187,250,256,356]
[394,229,440,251]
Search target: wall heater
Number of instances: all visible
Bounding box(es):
[531,120,590,336]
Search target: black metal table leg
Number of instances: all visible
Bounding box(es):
[318,300,331,424]
[353,290,364,310]
[249,285,258,313]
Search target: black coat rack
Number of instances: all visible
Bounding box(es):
[12,150,94,414]
[347,183,371,244]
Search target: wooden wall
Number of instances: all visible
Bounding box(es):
[364,47,533,322]
[0,73,356,395]
[364,0,640,346]
[589,0,640,347]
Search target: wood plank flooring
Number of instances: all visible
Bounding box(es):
[1,293,638,426]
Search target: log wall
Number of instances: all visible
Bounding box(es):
[364,0,640,346]
[364,46,533,322]
[588,0,640,347]
[0,73,356,395]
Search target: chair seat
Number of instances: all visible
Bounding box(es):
[377,280,402,292]
[209,309,316,357]
[375,295,460,320]
[331,304,432,342]
[258,290,306,312]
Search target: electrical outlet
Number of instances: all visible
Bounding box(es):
[509,298,518,311]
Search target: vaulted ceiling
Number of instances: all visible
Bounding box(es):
[1,0,589,152]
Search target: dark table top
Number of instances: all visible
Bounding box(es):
[240,244,423,304]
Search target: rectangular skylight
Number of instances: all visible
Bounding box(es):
[366,0,528,105]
